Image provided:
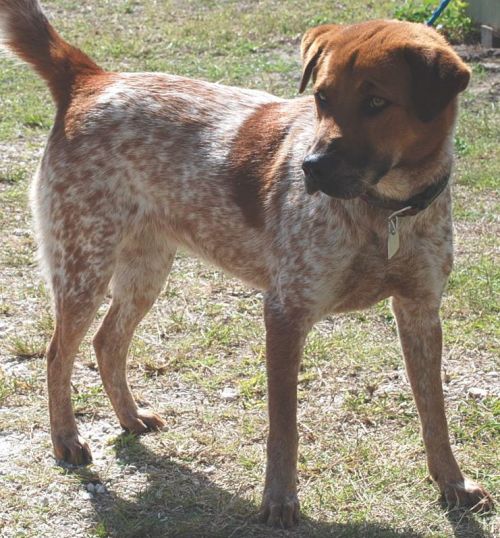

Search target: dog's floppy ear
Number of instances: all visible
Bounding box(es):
[404,45,470,123]
[299,24,342,93]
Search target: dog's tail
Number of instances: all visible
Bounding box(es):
[0,0,103,107]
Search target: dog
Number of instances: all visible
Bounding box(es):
[0,0,493,528]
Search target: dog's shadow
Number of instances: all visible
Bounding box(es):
[444,506,493,538]
[70,434,492,538]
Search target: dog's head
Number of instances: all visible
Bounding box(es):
[299,20,470,199]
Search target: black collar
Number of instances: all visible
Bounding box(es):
[360,171,451,217]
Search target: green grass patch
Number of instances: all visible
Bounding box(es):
[72,384,106,415]
[451,397,500,445]
[6,334,45,359]
[393,0,475,43]
[443,256,499,347]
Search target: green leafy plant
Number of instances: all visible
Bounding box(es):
[394,0,476,43]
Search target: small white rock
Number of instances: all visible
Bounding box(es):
[80,491,93,500]
[220,387,238,401]
[467,387,488,399]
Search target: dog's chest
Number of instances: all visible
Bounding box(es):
[321,231,448,316]
[328,245,391,313]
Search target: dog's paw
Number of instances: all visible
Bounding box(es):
[442,478,494,512]
[53,434,92,466]
[120,409,167,434]
[258,493,300,528]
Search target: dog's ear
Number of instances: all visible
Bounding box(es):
[404,45,470,122]
[299,24,342,93]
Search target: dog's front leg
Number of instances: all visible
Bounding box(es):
[259,294,310,528]
[392,296,493,512]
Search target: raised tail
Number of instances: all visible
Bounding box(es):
[0,0,103,107]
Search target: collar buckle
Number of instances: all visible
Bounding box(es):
[388,206,413,220]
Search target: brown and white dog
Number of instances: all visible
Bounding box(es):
[0,0,493,527]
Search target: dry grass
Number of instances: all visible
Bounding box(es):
[0,1,498,537]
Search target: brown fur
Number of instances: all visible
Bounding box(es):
[229,99,312,228]
[229,102,288,228]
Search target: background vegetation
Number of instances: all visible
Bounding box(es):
[393,0,475,43]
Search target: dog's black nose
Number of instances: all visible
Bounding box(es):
[302,153,329,194]
[302,153,322,179]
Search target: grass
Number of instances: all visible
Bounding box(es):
[393,0,475,43]
[5,334,46,359]
[0,1,498,538]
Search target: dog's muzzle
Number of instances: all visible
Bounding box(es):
[302,153,365,199]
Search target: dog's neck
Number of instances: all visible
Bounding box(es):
[360,137,454,217]
[360,169,451,217]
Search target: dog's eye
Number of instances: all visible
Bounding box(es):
[364,96,390,115]
[314,90,328,107]
[369,96,387,108]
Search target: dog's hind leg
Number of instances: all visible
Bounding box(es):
[392,296,493,512]
[44,237,117,465]
[93,231,175,434]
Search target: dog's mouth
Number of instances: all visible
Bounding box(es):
[302,153,389,200]
[303,172,364,199]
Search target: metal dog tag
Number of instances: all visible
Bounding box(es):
[387,206,412,259]
[387,215,400,259]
